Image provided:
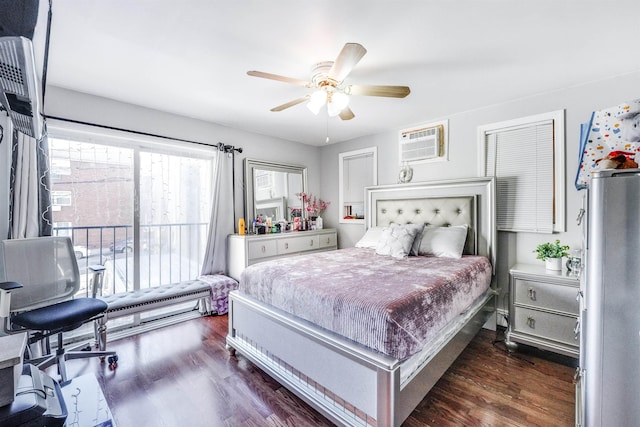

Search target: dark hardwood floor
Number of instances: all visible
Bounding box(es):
[46,315,576,426]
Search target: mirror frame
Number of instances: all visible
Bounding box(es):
[244,159,307,223]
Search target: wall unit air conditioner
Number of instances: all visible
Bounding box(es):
[399,124,444,163]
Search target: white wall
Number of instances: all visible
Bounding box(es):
[320,70,640,310]
[43,86,321,223]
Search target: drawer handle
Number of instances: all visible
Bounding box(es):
[309,240,314,247]
[285,242,289,250]
[574,319,580,338]
[261,245,266,253]
[528,288,536,301]
[325,238,330,244]
[576,290,583,301]
[526,316,536,329]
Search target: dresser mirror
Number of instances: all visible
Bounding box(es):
[244,159,307,222]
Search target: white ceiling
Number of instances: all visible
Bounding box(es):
[38,0,640,146]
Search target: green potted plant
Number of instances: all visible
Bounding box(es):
[534,239,570,270]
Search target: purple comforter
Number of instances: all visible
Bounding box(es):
[239,247,492,360]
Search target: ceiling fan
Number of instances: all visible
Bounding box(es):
[247,42,410,120]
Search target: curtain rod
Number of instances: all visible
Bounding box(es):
[45,114,226,149]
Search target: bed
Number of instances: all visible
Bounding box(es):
[226,178,497,426]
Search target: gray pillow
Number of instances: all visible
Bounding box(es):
[403,223,425,256]
[375,224,421,260]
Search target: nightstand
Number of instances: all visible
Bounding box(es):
[505,263,580,357]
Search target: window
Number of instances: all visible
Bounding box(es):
[339,147,377,224]
[48,122,214,299]
[478,110,565,233]
[51,190,72,207]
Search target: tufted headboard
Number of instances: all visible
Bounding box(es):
[365,178,496,270]
[375,196,476,255]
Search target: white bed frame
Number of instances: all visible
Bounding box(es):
[226,178,497,426]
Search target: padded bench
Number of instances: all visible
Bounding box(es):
[94,275,238,351]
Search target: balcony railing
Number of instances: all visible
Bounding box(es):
[54,223,209,297]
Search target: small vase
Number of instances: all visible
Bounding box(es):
[545,257,562,271]
[316,216,323,230]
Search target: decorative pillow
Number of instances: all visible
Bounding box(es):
[418,225,468,258]
[403,223,425,256]
[354,227,385,249]
[375,224,421,260]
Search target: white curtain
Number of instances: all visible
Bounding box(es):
[9,130,52,238]
[200,149,235,275]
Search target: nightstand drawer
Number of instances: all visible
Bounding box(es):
[248,239,278,259]
[512,306,579,347]
[514,278,578,315]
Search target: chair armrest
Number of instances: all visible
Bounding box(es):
[0,281,22,318]
[0,281,23,291]
[89,265,106,298]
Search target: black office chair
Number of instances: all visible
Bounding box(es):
[0,236,117,382]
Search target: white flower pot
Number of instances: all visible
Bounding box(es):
[316,216,323,230]
[545,257,562,271]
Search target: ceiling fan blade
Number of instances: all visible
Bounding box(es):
[270,96,310,112]
[346,84,411,98]
[247,70,310,87]
[328,43,367,83]
[339,106,355,121]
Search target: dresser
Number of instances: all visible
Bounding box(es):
[505,263,579,357]
[227,229,337,281]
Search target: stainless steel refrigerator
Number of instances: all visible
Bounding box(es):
[578,169,640,426]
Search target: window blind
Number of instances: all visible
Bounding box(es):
[485,120,554,232]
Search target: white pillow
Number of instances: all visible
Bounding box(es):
[418,225,468,258]
[375,224,421,260]
[355,226,385,249]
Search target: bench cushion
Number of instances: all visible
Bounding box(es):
[100,280,211,313]
[99,275,238,317]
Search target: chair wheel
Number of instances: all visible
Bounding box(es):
[107,355,118,370]
[81,345,92,352]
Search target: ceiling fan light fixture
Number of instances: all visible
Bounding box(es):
[331,91,349,111]
[307,89,327,114]
[326,90,349,117]
[327,101,342,117]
